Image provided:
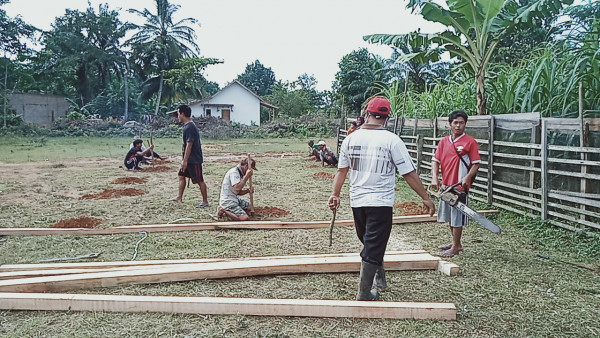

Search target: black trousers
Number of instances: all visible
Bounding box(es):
[352,206,393,266]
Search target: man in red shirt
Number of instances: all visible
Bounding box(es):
[430,110,481,257]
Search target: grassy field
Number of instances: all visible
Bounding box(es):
[0,136,599,337]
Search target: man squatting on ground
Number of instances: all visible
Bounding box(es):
[317,140,338,166]
[430,110,481,258]
[173,104,209,208]
[328,96,436,300]
[307,140,321,161]
[129,137,166,161]
[217,158,256,221]
[124,138,154,170]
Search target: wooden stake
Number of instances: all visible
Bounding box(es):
[0,293,457,320]
[328,209,336,246]
[247,153,254,215]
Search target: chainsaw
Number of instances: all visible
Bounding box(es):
[430,183,501,234]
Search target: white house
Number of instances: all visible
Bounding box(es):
[188,80,277,126]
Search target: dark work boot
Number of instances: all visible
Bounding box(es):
[373,264,388,291]
[356,260,380,301]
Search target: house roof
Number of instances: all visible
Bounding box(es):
[193,80,278,110]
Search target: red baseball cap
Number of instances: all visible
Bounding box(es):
[366,96,391,115]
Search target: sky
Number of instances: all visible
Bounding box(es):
[4,0,443,91]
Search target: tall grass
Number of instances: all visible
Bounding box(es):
[384,42,600,117]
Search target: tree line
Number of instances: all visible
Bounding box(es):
[1,0,598,129]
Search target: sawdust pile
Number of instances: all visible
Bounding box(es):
[141,165,171,172]
[51,216,103,228]
[81,188,146,199]
[254,206,291,217]
[111,177,147,184]
[395,201,430,216]
[314,172,334,179]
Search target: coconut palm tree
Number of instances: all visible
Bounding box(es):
[127,0,200,114]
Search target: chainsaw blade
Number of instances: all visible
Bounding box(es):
[454,201,501,234]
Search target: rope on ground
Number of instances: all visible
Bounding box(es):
[131,231,148,261]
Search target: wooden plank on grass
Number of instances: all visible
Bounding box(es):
[437,261,460,276]
[0,211,498,236]
[0,250,427,274]
[0,293,457,320]
[0,253,441,293]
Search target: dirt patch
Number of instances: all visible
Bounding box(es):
[254,206,291,217]
[111,177,148,184]
[141,165,171,172]
[394,201,429,216]
[314,172,334,179]
[50,216,103,228]
[81,188,146,199]
[306,164,319,168]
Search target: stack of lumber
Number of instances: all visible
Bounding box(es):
[0,250,458,320]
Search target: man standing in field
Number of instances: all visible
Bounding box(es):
[216,158,256,221]
[328,96,435,301]
[173,104,209,207]
[430,110,481,258]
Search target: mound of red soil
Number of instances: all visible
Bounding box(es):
[81,188,146,199]
[141,166,171,172]
[51,216,103,228]
[394,201,430,216]
[306,164,319,168]
[111,177,147,184]
[254,206,291,217]
[314,172,334,179]
[152,159,172,165]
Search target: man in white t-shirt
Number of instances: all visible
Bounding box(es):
[216,158,256,221]
[328,96,435,301]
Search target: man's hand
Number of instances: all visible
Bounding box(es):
[181,160,188,172]
[430,178,440,191]
[328,194,340,211]
[423,198,436,216]
[460,176,470,188]
[245,169,254,179]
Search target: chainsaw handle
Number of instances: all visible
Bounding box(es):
[442,182,462,194]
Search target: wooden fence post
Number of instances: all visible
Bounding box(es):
[530,121,541,209]
[487,116,495,206]
[416,134,423,175]
[580,122,590,224]
[540,119,548,220]
[413,117,418,136]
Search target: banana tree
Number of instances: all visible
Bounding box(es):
[365,0,572,115]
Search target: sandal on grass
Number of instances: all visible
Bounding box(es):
[438,244,464,252]
[439,243,452,250]
[439,250,456,258]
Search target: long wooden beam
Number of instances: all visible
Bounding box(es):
[0,210,498,236]
[0,253,442,293]
[0,250,427,275]
[0,293,457,320]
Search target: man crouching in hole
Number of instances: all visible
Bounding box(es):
[216,158,257,221]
